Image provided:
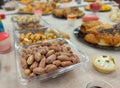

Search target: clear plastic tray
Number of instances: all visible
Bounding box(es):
[15,38,89,85]
[11,16,49,31]
[14,27,62,48]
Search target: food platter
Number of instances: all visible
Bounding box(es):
[52,7,85,19]
[84,5,111,12]
[73,27,120,51]
[17,9,52,15]
[52,13,85,19]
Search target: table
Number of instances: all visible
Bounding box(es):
[0,3,120,88]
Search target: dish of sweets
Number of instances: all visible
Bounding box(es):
[17,1,57,15]
[53,7,84,19]
[92,55,117,73]
[85,4,111,12]
[74,16,120,50]
[84,0,96,2]
[53,0,72,3]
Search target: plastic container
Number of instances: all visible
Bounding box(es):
[0,32,11,53]
[11,15,49,31]
[15,38,89,85]
[86,80,113,88]
[14,27,62,47]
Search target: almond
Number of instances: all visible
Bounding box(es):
[30,61,38,71]
[46,50,55,57]
[21,57,27,69]
[39,57,46,68]
[46,54,56,64]
[53,60,61,67]
[27,55,34,65]
[45,64,57,73]
[61,61,73,67]
[35,52,42,62]
[33,67,45,75]
[57,55,71,61]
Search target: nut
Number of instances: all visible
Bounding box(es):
[33,67,45,75]
[45,64,57,73]
[29,73,36,78]
[39,57,46,68]
[71,55,80,64]
[49,46,60,52]
[38,48,47,55]
[46,54,56,64]
[30,61,38,71]
[35,52,42,62]
[53,60,61,67]
[21,57,27,69]
[24,69,31,76]
[61,61,73,67]
[27,55,34,65]
[57,55,71,61]
[60,52,72,57]
[46,50,55,57]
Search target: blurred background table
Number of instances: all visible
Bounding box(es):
[0,2,120,88]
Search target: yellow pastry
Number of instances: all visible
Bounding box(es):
[92,55,117,73]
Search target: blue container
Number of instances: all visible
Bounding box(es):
[0,19,4,32]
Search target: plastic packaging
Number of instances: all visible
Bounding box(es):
[15,38,89,85]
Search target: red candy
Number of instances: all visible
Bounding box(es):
[82,16,99,21]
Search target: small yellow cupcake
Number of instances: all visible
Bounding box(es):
[92,55,117,73]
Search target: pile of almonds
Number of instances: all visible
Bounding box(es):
[20,40,80,78]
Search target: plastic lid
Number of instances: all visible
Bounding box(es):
[0,14,6,19]
[0,32,9,41]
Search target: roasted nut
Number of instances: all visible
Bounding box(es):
[46,50,55,57]
[53,60,61,67]
[24,69,31,76]
[39,57,46,68]
[49,46,60,52]
[29,73,36,78]
[21,57,27,69]
[27,55,34,65]
[61,61,73,67]
[33,67,45,75]
[57,55,71,61]
[71,55,80,64]
[35,52,42,62]
[38,48,47,55]
[30,62,38,71]
[60,52,72,57]
[62,47,68,52]
[45,64,57,73]
[46,54,56,64]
